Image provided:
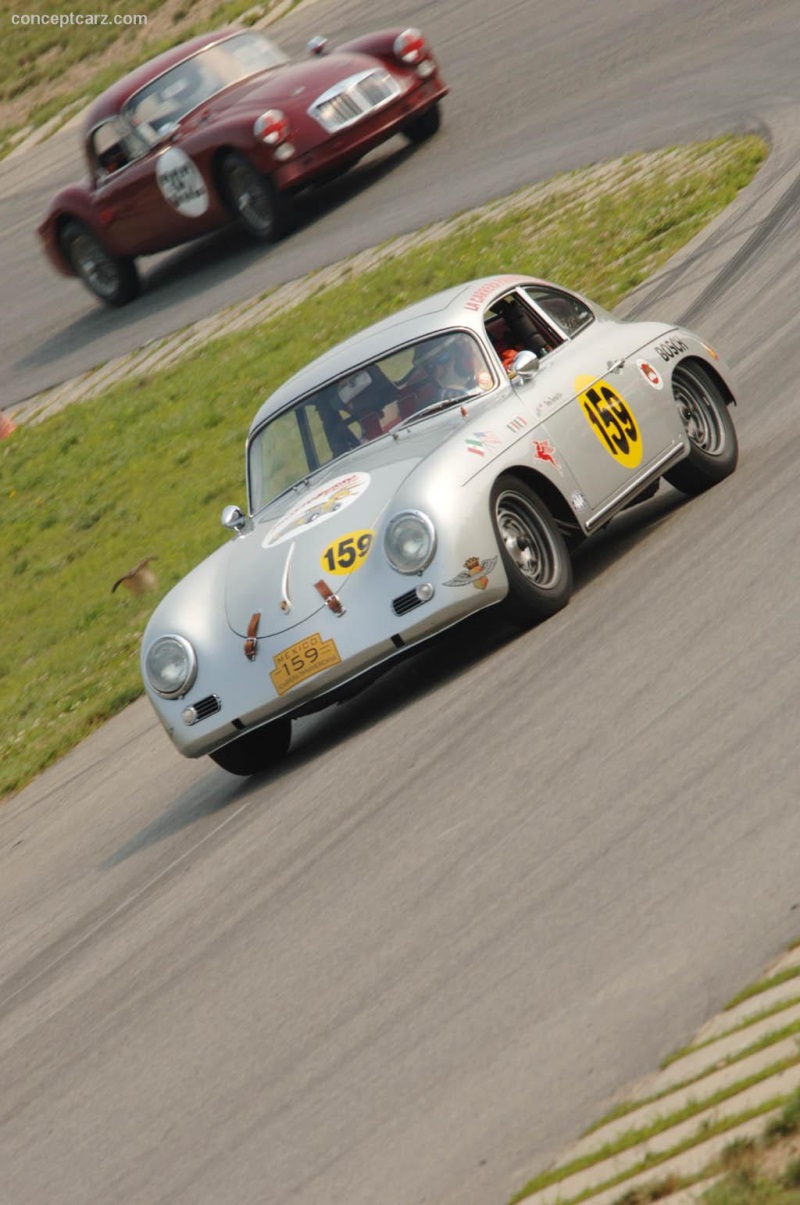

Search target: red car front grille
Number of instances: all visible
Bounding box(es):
[309,69,403,133]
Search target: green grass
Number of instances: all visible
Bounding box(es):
[698,1090,800,1204]
[0,0,163,103]
[0,134,766,802]
[0,0,293,156]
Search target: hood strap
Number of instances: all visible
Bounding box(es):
[244,611,261,660]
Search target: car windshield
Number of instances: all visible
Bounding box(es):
[248,332,495,512]
[124,32,288,144]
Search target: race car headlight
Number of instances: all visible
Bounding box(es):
[253,109,290,146]
[393,28,427,65]
[145,635,197,699]
[384,510,436,574]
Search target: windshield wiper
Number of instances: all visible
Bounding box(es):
[395,389,484,431]
[262,443,365,510]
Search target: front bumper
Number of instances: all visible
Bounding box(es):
[146,572,501,759]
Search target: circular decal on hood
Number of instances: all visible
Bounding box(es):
[263,472,371,548]
[156,147,209,217]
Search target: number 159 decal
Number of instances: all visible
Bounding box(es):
[575,376,643,469]
[320,530,374,575]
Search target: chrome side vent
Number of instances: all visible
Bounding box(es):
[392,590,424,616]
[182,694,222,726]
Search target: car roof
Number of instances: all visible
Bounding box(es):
[83,27,244,129]
[248,274,541,432]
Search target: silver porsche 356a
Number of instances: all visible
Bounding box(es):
[141,273,738,774]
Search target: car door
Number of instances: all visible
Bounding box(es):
[515,292,682,512]
[89,118,210,255]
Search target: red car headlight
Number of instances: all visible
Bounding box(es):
[393,28,427,65]
[253,110,290,146]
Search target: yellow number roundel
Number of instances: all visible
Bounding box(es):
[575,375,643,469]
[319,530,374,576]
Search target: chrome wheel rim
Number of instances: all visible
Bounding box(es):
[495,490,560,588]
[674,369,726,455]
[229,163,273,236]
[71,232,120,298]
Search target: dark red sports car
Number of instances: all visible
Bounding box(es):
[37,26,447,306]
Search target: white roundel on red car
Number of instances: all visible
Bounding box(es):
[156,147,209,218]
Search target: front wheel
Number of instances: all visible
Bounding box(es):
[209,716,291,776]
[404,101,441,145]
[60,219,139,306]
[219,152,290,242]
[664,362,738,494]
[491,475,573,627]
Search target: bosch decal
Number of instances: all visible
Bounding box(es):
[654,336,688,363]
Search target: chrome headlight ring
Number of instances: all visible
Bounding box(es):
[383,510,437,575]
[144,634,197,699]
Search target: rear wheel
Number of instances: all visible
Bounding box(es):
[491,474,573,627]
[219,152,290,241]
[665,362,738,494]
[209,716,291,776]
[404,101,441,145]
[60,219,139,306]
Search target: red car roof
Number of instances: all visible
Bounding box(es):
[83,27,243,130]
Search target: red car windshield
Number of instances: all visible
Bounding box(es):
[123,32,288,144]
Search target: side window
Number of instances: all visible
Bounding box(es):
[90,118,145,178]
[484,291,563,373]
[523,286,594,337]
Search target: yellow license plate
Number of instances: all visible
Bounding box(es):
[270,632,341,697]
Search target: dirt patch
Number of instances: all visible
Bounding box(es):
[760,1134,800,1180]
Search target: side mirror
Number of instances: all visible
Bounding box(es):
[154,120,178,143]
[511,350,539,379]
[307,35,328,56]
[221,504,248,535]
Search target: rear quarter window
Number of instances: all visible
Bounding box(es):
[524,286,594,337]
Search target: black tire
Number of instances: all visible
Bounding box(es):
[491,474,573,627]
[664,362,738,495]
[219,152,290,242]
[404,101,441,145]
[60,219,139,307]
[209,716,291,776]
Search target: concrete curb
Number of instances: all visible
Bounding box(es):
[513,946,800,1205]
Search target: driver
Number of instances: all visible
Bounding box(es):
[417,336,491,401]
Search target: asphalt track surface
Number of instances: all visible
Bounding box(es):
[2,2,800,1203]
